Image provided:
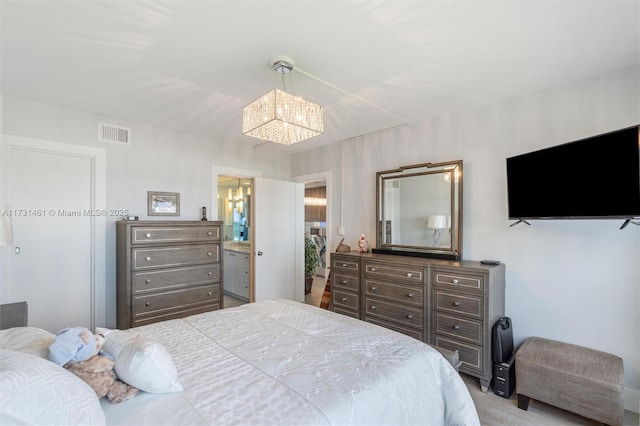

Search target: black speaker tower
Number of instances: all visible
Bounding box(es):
[492,317,515,398]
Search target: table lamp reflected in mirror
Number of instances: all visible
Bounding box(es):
[427,214,448,246]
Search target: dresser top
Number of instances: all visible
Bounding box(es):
[331,251,504,272]
[117,220,222,227]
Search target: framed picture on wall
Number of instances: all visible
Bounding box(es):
[148,191,180,216]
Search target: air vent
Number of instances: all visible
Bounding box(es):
[98,123,130,145]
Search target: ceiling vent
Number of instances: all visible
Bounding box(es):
[98,123,130,145]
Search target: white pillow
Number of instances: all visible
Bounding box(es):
[0,327,54,358]
[0,349,105,425]
[98,328,183,393]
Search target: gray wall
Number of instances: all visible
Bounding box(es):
[291,64,640,403]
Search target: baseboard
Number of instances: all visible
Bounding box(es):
[625,387,639,413]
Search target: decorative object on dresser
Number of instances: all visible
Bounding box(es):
[116,220,223,329]
[330,251,505,393]
[147,191,180,216]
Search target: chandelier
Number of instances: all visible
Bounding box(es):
[243,60,324,145]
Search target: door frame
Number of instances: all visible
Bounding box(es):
[211,166,263,303]
[294,170,332,281]
[0,135,106,328]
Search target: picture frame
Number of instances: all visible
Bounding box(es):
[148,191,180,216]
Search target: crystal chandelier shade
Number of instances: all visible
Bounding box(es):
[242,60,324,145]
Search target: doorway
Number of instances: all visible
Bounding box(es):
[303,179,328,307]
[217,175,252,308]
[213,167,305,306]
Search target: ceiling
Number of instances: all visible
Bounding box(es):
[1,1,638,154]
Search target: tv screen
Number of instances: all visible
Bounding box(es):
[506,125,640,220]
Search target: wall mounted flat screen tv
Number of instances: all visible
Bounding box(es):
[506,125,640,220]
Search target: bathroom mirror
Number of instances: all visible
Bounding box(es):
[373,160,463,260]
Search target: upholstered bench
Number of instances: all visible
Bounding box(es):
[516,337,624,425]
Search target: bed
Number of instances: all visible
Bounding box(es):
[0,299,479,425]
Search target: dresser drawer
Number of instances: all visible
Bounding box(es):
[434,313,482,344]
[133,244,219,270]
[433,270,484,293]
[434,336,484,373]
[333,273,359,291]
[133,284,220,316]
[333,306,359,319]
[132,303,221,327]
[365,298,423,330]
[364,262,424,283]
[366,317,424,341]
[333,289,359,310]
[331,258,360,274]
[132,225,220,244]
[132,264,220,293]
[434,290,483,319]
[365,279,423,307]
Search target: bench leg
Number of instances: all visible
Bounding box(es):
[517,394,530,410]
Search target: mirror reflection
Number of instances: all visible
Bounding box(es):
[375,161,462,260]
[218,177,251,243]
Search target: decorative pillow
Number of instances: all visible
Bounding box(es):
[0,327,55,358]
[0,349,105,425]
[97,327,183,393]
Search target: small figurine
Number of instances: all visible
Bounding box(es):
[358,234,369,253]
[201,206,207,221]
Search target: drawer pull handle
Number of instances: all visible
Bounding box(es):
[371,286,377,291]
[407,293,414,298]
[406,272,412,278]
[453,278,459,284]
[208,272,212,275]
[145,233,151,238]
[371,267,376,272]
[207,231,212,236]
[341,297,347,302]
[145,256,151,261]
[207,292,212,296]
[341,263,347,267]
[453,325,460,330]
[453,301,460,306]
[145,279,151,284]
[407,314,413,319]
[371,305,376,310]
[341,280,348,284]
[145,302,151,307]
[207,252,212,256]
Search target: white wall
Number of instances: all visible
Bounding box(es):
[291,64,640,406]
[0,95,292,326]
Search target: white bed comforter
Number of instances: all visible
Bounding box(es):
[101,300,479,425]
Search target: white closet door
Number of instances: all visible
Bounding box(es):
[6,138,104,332]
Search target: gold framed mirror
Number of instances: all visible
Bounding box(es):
[373,160,463,260]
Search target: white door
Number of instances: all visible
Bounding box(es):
[4,137,105,332]
[253,177,304,302]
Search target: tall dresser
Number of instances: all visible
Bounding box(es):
[116,220,223,329]
[330,251,505,392]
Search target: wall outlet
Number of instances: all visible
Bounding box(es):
[338,226,345,235]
